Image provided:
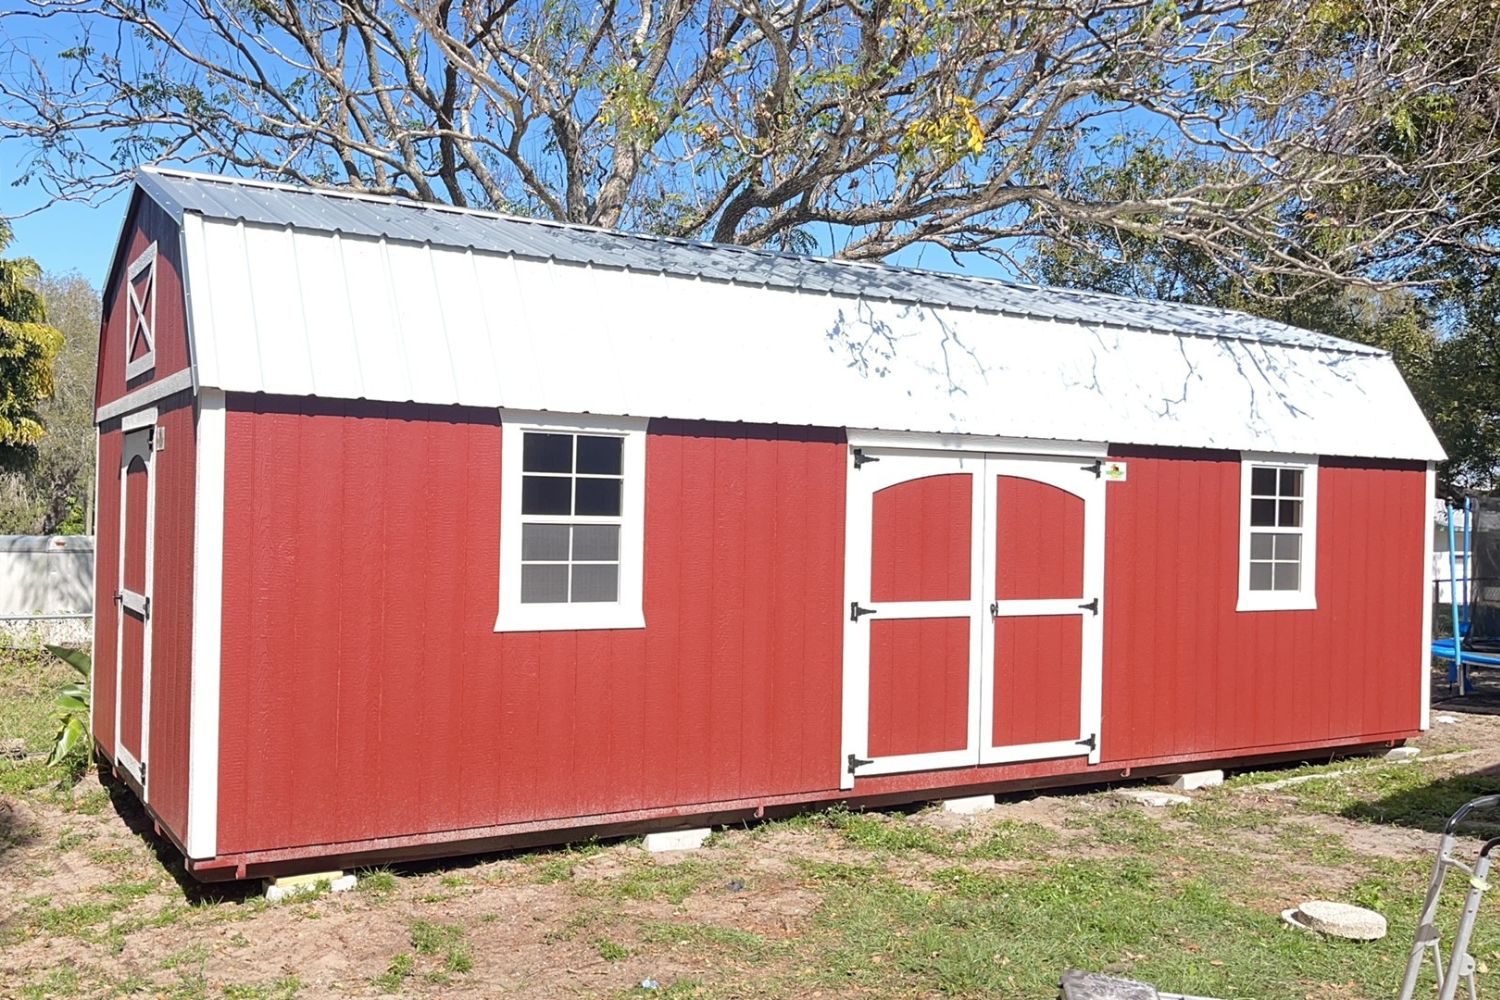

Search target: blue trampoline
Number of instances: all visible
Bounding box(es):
[1434,497,1500,695]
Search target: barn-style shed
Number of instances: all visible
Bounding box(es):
[94,167,1443,880]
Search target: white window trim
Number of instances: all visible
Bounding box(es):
[125,241,158,381]
[496,409,647,632]
[1237,452,1319,612]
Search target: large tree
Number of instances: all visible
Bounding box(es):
[0,221,63,462]
[1,0,1497,284]
[0,272,99,534]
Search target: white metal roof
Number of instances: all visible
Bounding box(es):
[141,168,1443,461]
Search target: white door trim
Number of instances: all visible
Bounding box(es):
[979,454,1105,767]
[114,425,156,790]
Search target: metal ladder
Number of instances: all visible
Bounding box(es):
[1399,795,1500,1000]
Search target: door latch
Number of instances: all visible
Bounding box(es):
[850,601,878,622]
[1078,597,1099,615]
[847,752,873,774]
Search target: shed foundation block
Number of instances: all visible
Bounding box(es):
[941,794,997,815]
[1160,769,1223,791]
[643,828,711,853]
[264,870,356,902]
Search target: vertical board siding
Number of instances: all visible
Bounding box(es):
[870,474,973,602]
[867,617,971,756]
[993,615,1083,747]
[96,195,193,409]
[145,398,198,837]
[1101,447,1426,763]
[995,477,1083,599]
[216,404,846,855]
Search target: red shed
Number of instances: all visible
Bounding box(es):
[93,168,1444,880]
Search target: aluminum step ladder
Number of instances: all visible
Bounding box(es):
[1399,795,1500,1000]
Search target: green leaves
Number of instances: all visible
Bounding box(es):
[43,644,90,769]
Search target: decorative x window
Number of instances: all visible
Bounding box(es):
[125,242,157,380]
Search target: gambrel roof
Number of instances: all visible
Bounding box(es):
[128,166,1445,462]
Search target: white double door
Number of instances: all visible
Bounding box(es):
[840,447,1104,788]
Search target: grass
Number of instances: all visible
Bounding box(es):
[5,642,1500,999]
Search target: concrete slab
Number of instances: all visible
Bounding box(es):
[264,871,356,902]
[941,794,996,815]
[643,828,712,853]
[1162,769,1223,791]
[1282,900,1387,940]
[1116,788,1192,807]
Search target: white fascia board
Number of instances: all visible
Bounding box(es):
[1420,464,1436,730]
[846,429,1107,458]
[186,388,226,859]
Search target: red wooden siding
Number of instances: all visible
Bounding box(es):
[96,193,192,408]
[1101,447,1426,763]
[870,474,972,602]
[995,477,1083,599]
[993,616,1083,746]
[119,611,145,761]
[868,617,970,756]
[215,402,846,856]
[145,398,198,837]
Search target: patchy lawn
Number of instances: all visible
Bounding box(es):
[4,650,1500,999]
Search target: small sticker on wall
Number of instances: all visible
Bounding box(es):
[1103,461,1127,482]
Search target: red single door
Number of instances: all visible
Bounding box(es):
[983,456,1103,765]
[116,427,154,786]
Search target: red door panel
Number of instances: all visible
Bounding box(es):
[995,476,1083,599]
[124,455,148,593]
[867,617,970,757]
[993,615,1083,747]
[119,447,150,771]
[871,474,972,602]
[120,610,146,762]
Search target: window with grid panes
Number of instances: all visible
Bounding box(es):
[1238,455,1318,611]
[497,413,647,631]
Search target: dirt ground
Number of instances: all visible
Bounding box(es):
[4,665,1500,999]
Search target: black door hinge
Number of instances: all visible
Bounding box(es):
[847,752,874,774]
[850,601,878,622]
[852,448,881,469]
[143,596,151,620]
[1077,597,1099,616]
[1076,734,1097,752]
[139,760,147,785]
[1080,459,1102,477]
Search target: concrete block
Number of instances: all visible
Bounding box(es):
[264,870,356,902]
[941,794,996,815]
[1116,788,1192,808]
[1162,769,1223,791]
[1385,746,1421,762]
[643,828,711,853]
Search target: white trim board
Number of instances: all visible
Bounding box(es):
[1420,464,1436,731]
[96,367,195,423]
[187,389,226,859]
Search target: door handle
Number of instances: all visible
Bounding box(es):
[850,602,878,622]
